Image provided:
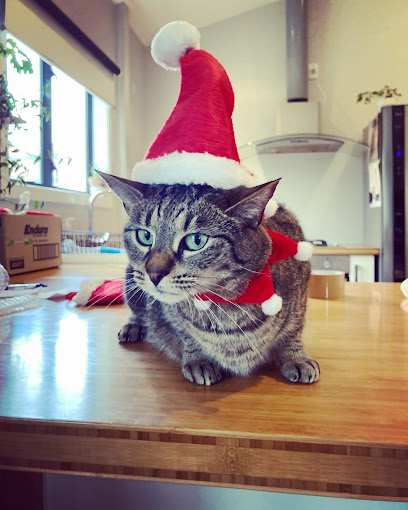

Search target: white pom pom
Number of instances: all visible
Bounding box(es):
[261,294,282,315]
[194,297,212,311]
[264,199,278,218]
[294,241,314,261]
[72,279,105,305]
[151,21,201,71]
[401,278,408,298]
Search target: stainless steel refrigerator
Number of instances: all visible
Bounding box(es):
[364,105,408,282]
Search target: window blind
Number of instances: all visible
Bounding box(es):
[6,0,116,105]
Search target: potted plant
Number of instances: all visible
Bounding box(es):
[357,85,402,110]
[0,36,39,198]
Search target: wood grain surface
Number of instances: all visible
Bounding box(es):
[1,265,407,500]
[312,247,380,255]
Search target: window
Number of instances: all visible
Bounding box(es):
[7,35,110,193]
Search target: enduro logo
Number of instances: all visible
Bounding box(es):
[24,224,48,235]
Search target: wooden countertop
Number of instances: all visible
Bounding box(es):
[1,265,407,500]
[312,247,380,256]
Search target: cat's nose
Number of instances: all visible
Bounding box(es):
[145,250,174,286]
[147,271,166,286]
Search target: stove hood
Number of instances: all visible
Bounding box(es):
[248,134,344,155]
[240,0,365,157]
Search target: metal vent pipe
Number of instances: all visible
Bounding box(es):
[286,0,308,102]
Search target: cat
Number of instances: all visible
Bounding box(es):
[100,172,320,386]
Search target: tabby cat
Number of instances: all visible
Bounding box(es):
[100,172,320,386]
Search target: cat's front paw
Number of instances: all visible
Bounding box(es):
[182,361,223,386]
[280,359,320,384]
[118,323,143,343]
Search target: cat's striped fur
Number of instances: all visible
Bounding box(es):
[102,173,319,386]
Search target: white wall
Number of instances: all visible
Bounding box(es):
[127,29,149,166]
[308,0,408,143]
[255,146,366,246]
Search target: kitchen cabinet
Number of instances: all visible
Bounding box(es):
[311,247,379,282]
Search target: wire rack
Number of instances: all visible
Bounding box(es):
[61,231,124,254]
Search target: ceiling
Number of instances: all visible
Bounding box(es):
[117,0,279,46]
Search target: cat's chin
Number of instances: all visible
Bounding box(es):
[147,289,187,304]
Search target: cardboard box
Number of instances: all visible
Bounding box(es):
[0,214,62,275]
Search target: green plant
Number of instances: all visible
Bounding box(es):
[357,85,402,104]
[0,36,43,196]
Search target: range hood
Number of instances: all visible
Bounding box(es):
[254,135,343,154]
[240,0,365,156]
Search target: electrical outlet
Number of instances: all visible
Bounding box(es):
[308,63,319,80]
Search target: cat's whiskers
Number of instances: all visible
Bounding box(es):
[127,285,147,309]
[199,293,246,352]
[236,264,265,276]
[77,286,126,310]
[195,283,262,326]
[184,288,218,332]
[80,279,145,310]
[183,290,210,331]
[126,283,145,302]
[202,294,261,355]
[204,305,231,341]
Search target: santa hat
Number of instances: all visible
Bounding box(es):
[131,21,277,215]
[66,280,124,306]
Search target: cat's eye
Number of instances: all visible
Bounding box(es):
[136,229,154,246]
[184,233,208,251]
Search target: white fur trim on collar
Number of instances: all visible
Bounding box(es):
[131,151,265,189]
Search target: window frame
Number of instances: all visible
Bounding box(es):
[8,39,108,195]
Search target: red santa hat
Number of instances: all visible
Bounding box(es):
[131,21,277,215]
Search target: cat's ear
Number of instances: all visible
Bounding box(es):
[224,179,280,228]
[94,170,147,211]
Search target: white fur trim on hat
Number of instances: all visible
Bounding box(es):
[151,21,201,71]
[261,294,282,315]
[264,199,278,218]
[194,296,212,311]
[294,241,314,261]
[132,151,264,189]
[72,279,105,306]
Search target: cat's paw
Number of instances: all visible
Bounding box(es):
[118,323,143,343]
[280,359,320,384]
[182,361,223,386]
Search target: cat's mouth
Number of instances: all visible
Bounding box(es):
[147,287,188,304]
[142,277,189,303]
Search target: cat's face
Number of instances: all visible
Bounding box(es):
[98,172,278,304]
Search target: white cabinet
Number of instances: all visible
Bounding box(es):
[310,254,375,282]
[348,255,375,282]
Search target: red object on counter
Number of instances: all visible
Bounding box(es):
[26,211,59,216]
